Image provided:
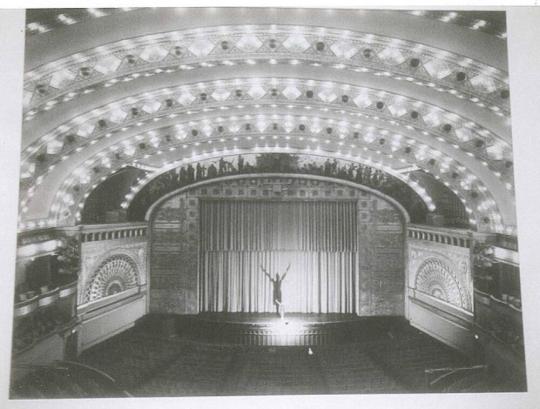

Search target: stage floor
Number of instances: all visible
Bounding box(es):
[148,313,405,346]
[196,312,360,325]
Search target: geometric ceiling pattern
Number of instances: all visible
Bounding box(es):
[19,8,516,235]
[23,25,510,119]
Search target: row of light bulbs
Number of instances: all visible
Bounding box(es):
[22,75,512,227]
[24,24,509,118]
[20,104,506,199]
[20,104,513,225]
[19,14,514,235]
[27,23,507,81]
[18,136,503,234]
[19,108,512,229]
[43,129,497,231]
[26,8,133,35]
[408,10,507,39]
[27,9,506,40]
[22,77,510,182]
[24,58,509,126]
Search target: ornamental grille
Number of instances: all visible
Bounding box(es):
[415,257,471,310]
[83,255,139,303]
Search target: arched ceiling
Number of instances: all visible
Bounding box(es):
[18,8,516,235]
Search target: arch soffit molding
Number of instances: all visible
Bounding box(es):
[145,172,411,224]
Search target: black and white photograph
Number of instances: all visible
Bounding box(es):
[1,4,540,408]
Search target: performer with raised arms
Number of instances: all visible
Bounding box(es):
[261,263,290,319]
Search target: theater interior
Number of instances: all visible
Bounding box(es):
[8,7,527,398]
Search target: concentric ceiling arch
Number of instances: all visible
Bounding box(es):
[19,8,516,235]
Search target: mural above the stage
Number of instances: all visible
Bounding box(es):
[124,153,438,223]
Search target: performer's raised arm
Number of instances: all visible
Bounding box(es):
[260,264,273,281]
[281,263,291,281]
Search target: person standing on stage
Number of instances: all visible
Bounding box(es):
[261,264,290,319]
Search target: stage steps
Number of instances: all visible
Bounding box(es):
[142,313,410,347]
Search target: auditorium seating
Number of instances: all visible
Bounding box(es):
[317,342,404,393]
[10,361,129,399]
[79,330,187,389]
[11,314,516,398]
[426,364,525,393]
[73,317,501,396]
[137,342,235,396]
[364,332,470,392]
[223,347,328,395]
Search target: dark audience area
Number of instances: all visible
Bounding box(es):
[11,316,521,398]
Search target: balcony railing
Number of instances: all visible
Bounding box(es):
[407,224,472,248]
[80,222,147,243]
[12,279,78,354]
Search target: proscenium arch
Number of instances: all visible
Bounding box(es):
[122,152,430,222]
[21,99,512,213]
[21,112,509,232]
[21,24,511,186]
[68,146,473,228]
[145,172,412,224]
[146,171,410,316]
[35,137,499,231]
[20,72,511,195]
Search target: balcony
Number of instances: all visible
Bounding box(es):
[13,279,78,354]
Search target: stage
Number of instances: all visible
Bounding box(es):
[196,313,360,324]
[143,313,403,347]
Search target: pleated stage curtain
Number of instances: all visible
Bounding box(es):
[199,200,358,313]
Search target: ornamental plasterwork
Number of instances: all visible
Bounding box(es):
[408,239,472,311]
[38,124,499,231]
[21,78,510,185]
[19,21,514,237]
[79,240,147,303]
[175,174,396,203]
[24,25,508,117]
[82,254,140,303]
[414,257,471,310]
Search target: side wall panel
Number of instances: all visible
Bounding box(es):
[407,233,474,354]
